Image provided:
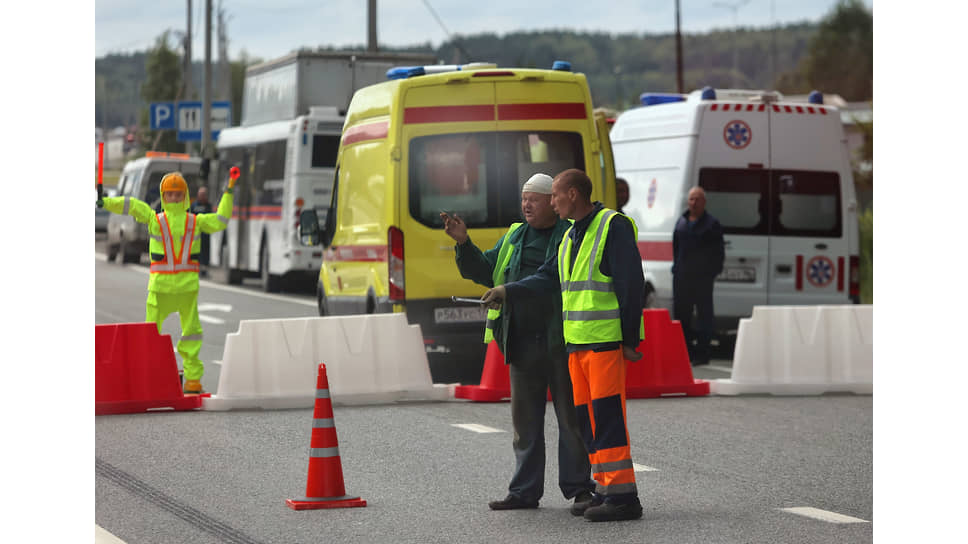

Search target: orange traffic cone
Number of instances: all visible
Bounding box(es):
[625,309,710,398]
[454,341,511,402]
[286,363,367,510]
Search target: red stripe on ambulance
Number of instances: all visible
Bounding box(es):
[404,105,494,124]
[498,102,587,120]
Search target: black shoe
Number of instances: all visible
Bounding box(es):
[570,491,601,516]
[583,498,643,521]
[488,494,538,510]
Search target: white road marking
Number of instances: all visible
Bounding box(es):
[198,314,225,325]
[198,303,233,313]
[778,507,869,524]
[633,463,659,472]
[95,524,126,543]
[452,423,505,433]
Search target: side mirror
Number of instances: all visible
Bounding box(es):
[298,209,322,246]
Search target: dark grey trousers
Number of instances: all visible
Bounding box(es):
[506,332,596,502]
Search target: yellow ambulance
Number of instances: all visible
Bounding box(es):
[298,61,617,384]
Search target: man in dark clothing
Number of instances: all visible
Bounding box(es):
[482,169,646,522]
[441,173,596,513]
[672,186,725,366]
[191,187,213,277]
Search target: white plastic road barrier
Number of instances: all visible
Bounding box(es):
[203,313,453,410]
[710,305,872,396]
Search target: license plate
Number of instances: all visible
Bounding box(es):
[717,266,756,283]
[434,306,487,324]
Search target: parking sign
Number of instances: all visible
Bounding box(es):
[150,102,175,130]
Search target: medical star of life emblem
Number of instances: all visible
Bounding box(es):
[806,256,835,287]
[723,120,752,149]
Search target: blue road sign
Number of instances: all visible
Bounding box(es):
[150,102,175,130]
[176,101,232,142]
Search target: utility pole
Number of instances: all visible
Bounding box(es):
[713,0,750,88]
[675,0,684,93]
[217,0,231,102]
[201,0,212,160]
[367,0,378,52]
[185,0,194,154]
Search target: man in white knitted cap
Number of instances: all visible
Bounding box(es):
[441,173,596,513]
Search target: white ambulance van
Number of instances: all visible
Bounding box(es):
[610,88,860,334]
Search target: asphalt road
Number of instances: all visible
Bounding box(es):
[94,233,873,543]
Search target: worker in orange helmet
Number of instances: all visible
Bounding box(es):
[97,167,240,394]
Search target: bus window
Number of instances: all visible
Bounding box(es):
[311,135,340,167]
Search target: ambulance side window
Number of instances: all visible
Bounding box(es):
[699,168,769,235]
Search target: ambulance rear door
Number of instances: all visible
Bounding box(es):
[695,101,772,319]
[766,103,851,305]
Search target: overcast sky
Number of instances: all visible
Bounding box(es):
[95,0,874,62]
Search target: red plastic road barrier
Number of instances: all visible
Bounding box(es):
[95,323,205,415]
[454,341,511,402]
[287,364,367,510]
[626,309,710,398]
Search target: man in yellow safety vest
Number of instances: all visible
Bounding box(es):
[97,167,239,394]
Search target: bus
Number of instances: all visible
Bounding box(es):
[208,106,342,291]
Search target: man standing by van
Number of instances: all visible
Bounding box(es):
[97,168,238,394]
[481,169,646,522]
[441,173,596,513]
[672,186,725,367]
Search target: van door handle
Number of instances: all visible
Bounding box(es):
[776,264,792,274]
[815,243,828,250]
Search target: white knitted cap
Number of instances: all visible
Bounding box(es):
[521,173,553,194]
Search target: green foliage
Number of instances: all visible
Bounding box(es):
[780,0,873,100]
[140,31,184,153]
[858,208,873,304]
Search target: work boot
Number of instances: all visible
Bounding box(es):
[570,491,601,517]
[183,379,205,395]
[488,494,538,510]
[583,497,643,522]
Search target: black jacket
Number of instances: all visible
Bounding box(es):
[672,210,725,282]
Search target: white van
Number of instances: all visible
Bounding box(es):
[611,88,860,333]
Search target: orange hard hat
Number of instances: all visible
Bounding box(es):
[160,172,188,193]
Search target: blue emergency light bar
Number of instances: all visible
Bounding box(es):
[808,90,823,104]
[640,93,686,106]
[387,61,572,80]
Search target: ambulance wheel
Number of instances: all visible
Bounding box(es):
[260,243,281,293]
[316,285,329,316]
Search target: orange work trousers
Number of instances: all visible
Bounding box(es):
[569,348,638,499]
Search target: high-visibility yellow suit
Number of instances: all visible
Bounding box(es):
[100,171,235,393]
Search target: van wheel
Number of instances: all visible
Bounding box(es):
[220,243,242,285]
[120,237,138,264]
[260,244,281,293]
[107,242,119,262]
[317,284,330,316]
